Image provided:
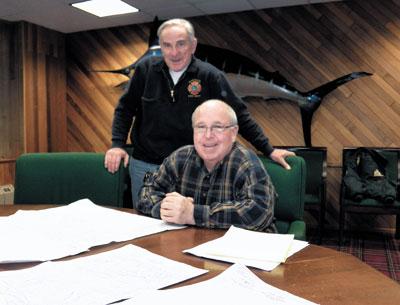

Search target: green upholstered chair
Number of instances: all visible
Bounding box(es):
[14,152,127,207]
[339,147,400,246]
[259,155,307,240]
[278,147,327,244]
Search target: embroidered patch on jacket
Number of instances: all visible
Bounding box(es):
[187,79,202,97]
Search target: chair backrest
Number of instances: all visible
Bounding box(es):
[342,147,399,184]
[259,155,306,224]
[14,152,126,207]
[276,146,327,204]
[292,147,327,197]
[341,147,400,204]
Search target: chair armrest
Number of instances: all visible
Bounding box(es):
[287,220,306,241]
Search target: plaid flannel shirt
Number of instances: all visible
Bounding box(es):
[138,143,277,232]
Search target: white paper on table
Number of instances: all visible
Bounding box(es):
[119,263,319,305]
[184,226,309,271]
[0,199,186,263]
[0,244,207,305]
[207,226,294,262]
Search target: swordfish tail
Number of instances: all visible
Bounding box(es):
[300,71,372,147]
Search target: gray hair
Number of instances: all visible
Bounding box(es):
[157,18,195,41]
[192,99,238,125]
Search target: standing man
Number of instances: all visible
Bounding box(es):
[105,18,294,208]
[138,100,277,232]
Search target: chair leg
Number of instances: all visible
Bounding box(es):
[396,214,400,239]
[318,200,326,245]
[339,207,345,247]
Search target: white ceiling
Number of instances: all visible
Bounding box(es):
[0,0,340,33]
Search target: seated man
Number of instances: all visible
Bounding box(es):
[138,99,277,232]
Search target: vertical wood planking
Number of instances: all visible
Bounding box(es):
[0,21,66,186]
[0,22,23,160]
[21,22,66,153]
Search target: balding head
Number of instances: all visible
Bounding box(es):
[192,99,238,126]
[192,99,238,171]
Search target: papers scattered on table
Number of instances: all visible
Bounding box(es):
[0,199,185,263]
[0,244,207,305]
[120,263,318,305]
[184,226,309,271]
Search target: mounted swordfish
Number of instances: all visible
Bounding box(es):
[94,19,372,147]
[194,43,372,147]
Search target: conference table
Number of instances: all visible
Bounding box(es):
[1,204,399,305]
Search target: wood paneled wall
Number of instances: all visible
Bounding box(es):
[66,0,400,231]
[0,22,23,172]
[0,21,66,185]
[21,22,67,153]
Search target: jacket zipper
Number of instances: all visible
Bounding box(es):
[162,69,176,103]
[162,68,188,103]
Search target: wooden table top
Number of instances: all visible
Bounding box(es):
[1,204,399,305]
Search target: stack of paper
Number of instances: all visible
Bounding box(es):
[184,226,309,271]
[0,201,314,305]
[0,199,185,263]
[120,263,318,305]
[0,245,207,305]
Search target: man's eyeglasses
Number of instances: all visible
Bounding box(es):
[193,124,236,135]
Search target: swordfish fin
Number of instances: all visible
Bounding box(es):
[91,16,162,78]
[300,71,372,147]
[148,16,161,47]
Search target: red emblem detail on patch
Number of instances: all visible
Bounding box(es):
[188,79,202,96]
